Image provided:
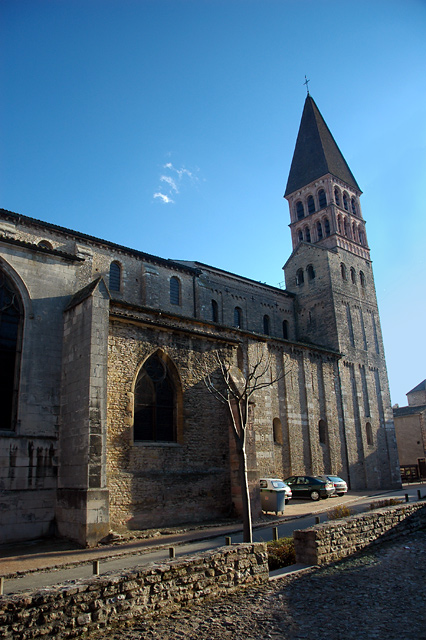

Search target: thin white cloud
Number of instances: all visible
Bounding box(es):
[153,192,174,204]
[160,175,179,193]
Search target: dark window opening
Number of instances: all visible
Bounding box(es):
[282,320,288,339]
[134,353,176,442]
[341,263,347,280]
[324,218,330,236]
[38,240,53,250]
[307,265,315,281]
[350,267,356,284]
[296,269,304,285]
[360,271,366,288]
[296,201,304,220]
[298,230,303,243]
[0,270,23,431]
[351,197,357,215]
[334,188,341,206]
[109,262,121,292]
[318,189,327,208]
[343,193,349,211]
[317,221,323,240]
[307,195,315,214]
[263,314,270,335]
[170,276,180,305]
[305,227,311,243]
[211,299,219,322]
[234,306,242,328]
[366,422,373,446]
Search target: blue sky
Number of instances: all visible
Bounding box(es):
[1,0,425,406]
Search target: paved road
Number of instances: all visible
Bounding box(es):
[1,483,424,596]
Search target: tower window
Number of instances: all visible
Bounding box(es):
[319,419,327,445]
[109,261,121,292]
[296,201,304,220]
[360,271,366,288]
[343,218,349,237]
[352,222,357,242]
[282,320,289,339]
[296,269,304,285]
[234,306,242,328]
[318,189,327,208]
[263,315,270,335]
[343,193,349,211]
[0,269,23,431]
[359,229,365,246]
[211,299,219,322]
[307,195,315,214]
[350,267,356,284]
[170,276,180,305]
[298,230,303,243]
[351,197,357,215]
[334,188,341,206]
[317,221,323,240]
[305,227,311,243]
[341,263,347,280]
[134,353,177,442]
[337,216,342,234]
[366,422,373,446]
[307,265,315,281]
[324,218,330,236]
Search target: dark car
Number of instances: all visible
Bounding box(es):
[284,475,334,501]
[319,475,348,497]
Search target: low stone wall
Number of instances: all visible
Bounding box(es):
[0,543,268,640]
[294,502,426,565]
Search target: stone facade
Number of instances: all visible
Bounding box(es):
[393,380,426,479]
[0,96,401,547]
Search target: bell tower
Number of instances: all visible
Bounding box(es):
[283,95,401,490]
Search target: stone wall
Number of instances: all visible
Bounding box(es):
[294,502,426,565]
[0,543,268,640]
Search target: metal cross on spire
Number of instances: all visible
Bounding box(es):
[303,75,310,95]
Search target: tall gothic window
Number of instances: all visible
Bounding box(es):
[324,217,330,236]
[211,299,219,322]
[234,306,242,328]
[317,221,323,240]
[263,314,270,335]
[0,269,23,431]
[134,353,177,442]
[296,201,304,220]
[307,195,315,214]
[282,320,289,339]
[109,261,121,292]
[318,189,327,208]
[334,188,341,206]
[170,276,180,305]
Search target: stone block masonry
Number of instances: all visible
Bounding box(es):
[0,543,268,639]
[294,502,426,565]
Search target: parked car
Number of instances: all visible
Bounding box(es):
[284,475,334,501]
[319,475,348,496]
[259,478,292,503]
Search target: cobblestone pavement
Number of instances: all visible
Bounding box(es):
[93,529,426,640]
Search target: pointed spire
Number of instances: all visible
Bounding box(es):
[285,96,361,196]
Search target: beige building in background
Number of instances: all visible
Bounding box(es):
[0,96,401,547]
[393,380,426,481]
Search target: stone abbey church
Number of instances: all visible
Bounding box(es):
[0,96,401,546]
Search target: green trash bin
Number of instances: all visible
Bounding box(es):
[260,478,286,515]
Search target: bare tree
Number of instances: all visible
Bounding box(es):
[205,345,288,543]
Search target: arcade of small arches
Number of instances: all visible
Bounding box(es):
[294,186,360,221]
[340,263,366,288]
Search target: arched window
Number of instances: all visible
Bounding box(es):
[170,276,180,305]
[337,216,342,234]
[263,314,270,335]
[298,230,303,243]
[352,222,357,241]
[318,189,327,208]
[343,218,349,237]
[296,269,304,285]
[273,418,283,445]
[282,320,289,339]
[341,263,347,280]
[211,299,219,322]
[134,353,177,442]
[360,271,366,288]
[324,217,330,236]
[334,188,341,206]
[351,197,357,215]
[234,306,242,328]
[350,267,356,284]
[307,265,315,281]
[317,221,323,240]
[319,419,327,445]
[343,193,349,211]
[307,195,315,214]
[0,269,23,431]
[38,240,53,250]
[109,262,121,292]
[366,422,373,446]
[296,201,304,220]
[305,227,311,243]
[359,229,365,245]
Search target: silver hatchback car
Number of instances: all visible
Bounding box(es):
[320,475,348,496]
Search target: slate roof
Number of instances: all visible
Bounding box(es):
[393,404,426,417]
[408,379,426,394]
[284,95,361,196]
